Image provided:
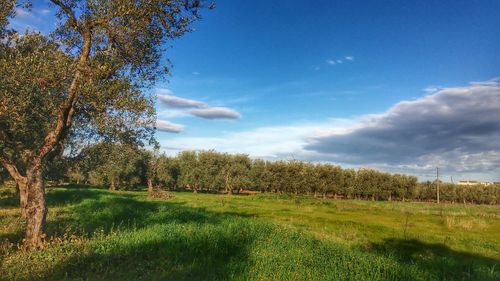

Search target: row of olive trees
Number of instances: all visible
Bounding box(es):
[415,181,498,205]
[58,146,499,204]
[168,152,418,200]
[158,151,498,204]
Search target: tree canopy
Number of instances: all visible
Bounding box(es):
[0,0,212,245]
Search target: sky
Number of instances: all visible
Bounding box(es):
[10,0,500,181]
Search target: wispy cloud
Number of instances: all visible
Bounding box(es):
[39,9,51,15]
[156,88,242,121]
[422,86,440,94]
[9,6,54,33]
[190,107,241,120]
[325,56,354,66]
[14,8,31,17]
[157,93,207,108]
[156,120,184,133]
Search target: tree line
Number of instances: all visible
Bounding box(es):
[51,143,499,205]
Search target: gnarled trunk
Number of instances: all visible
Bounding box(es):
[24,160,47,246]
[14,177,29,218]
[18,179,28,218]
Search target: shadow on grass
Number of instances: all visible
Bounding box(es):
[45,190,251,236]
[372,238,499,280]
[37,190,255,280]
[34,225,252,281]
[46,187,105,207]
[0,188,18,208]
[1,185,104,210]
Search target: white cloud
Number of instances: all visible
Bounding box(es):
[156,89,207,108]
[326,56,354,66]
[189,107,241,120]
[158,79,500,181]
[14,8,31,17]
[192,71,200,75]
[156,88,242,120]
[159,119,355,158]
[156,120,184,133]
[38,9,51,15]
[157,109,191,119]
[422,86,440,94]
[305,79,500,179]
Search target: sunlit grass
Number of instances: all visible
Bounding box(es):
[0,186,498,280]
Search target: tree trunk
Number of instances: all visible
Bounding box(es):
[109,178,116,191]
[13,178,29,218]
[1,160,29,218]
[225,174,231,195]
[19,179,28,218]
[24,160,47,246]
[147,178,153,194]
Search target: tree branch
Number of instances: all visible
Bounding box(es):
[50,0,80,32]
[37,29,93,160]
[0,150,24,181]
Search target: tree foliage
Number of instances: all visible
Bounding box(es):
[55,146,500,204]
[0,0,211,244]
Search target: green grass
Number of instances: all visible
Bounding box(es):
[0,186,499,280]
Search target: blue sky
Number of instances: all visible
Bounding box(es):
[11,1,500,181]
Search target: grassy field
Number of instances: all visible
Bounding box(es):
[0,186,499,280]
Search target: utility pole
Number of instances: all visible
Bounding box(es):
[436,167,440,204]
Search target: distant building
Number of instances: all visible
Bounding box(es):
[457,180,493,186]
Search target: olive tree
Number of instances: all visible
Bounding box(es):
[178,150,202,192]
[0,0,210,245]
[222,154,251,194]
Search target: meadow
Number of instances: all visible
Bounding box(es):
[0,185,499,281]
